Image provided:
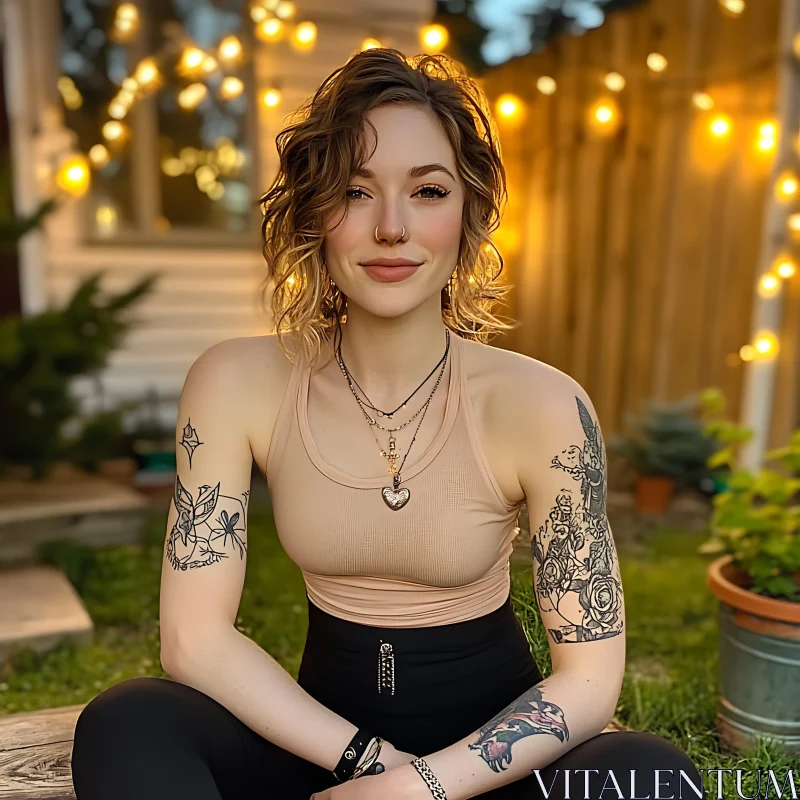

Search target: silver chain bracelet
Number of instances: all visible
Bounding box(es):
[411,757,448,799]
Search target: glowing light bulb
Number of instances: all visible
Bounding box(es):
[753,331,779,357]
[496,93,523,120]
[56,154,91,197]
[647,53,668,73]
[758,274,780,298]
[719,0,745,17]
[776,171,799,201]
[710,115,732,137]
[262,88,281,107]
[256,18,284,42]
[292,21,317,49]
[603,72,626,92]
[89,144,110,168]
[361,38,381,51]
[692,92,714,111]
[218,35,243,63]
[739,344,755,362]
[220,76,244,100]
[420,23,448,53]
[774,255,796,279]
[536,76,557,95]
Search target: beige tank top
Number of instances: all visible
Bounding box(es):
[265,333,524,628]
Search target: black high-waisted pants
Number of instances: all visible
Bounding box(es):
[71,593,704,799]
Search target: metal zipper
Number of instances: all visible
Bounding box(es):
[378,640,395,695]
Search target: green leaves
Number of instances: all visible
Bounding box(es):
[699,423,800,602]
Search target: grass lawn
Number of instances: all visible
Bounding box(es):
[0,496,796,797]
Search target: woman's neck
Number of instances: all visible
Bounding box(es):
[333,301,451,401]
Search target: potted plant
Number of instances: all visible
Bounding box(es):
[698,392,800,754]
[609,391,721,514]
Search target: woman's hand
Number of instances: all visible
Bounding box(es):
[372,741,418,770]
[310,762,428,800]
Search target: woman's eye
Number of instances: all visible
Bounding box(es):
[416,185,451,200]
[345,186,451,201]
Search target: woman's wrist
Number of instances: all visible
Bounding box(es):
[390,762,443,799]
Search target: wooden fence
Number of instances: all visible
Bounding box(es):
[483,0,798,446]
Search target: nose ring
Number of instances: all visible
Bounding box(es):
[375,225,406,244]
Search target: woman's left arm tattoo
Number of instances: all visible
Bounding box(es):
[532,397,624,644]
[468,682,569,773]
[178,418,203,468]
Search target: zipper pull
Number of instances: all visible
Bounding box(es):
[378,640,395,695]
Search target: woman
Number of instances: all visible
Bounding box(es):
[71,49,704,800]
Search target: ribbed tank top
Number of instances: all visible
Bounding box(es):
[266,333,524,628]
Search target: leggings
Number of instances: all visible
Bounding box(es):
[71,593,704,799]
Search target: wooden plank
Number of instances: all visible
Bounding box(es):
[0,705,82,800]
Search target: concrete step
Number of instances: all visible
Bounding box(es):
[0,566,93,667]
[0,467,149,565]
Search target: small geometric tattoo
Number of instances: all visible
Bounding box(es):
[179,418,203,468]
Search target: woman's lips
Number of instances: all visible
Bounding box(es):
[361,265,420,282]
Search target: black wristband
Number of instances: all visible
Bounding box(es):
[332,729,376,783]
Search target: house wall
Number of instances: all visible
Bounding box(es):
[7,0,434,426]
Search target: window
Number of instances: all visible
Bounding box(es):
[60,0,260,245]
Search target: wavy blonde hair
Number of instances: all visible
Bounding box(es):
[259,47,518,368]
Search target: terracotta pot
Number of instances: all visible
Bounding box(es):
[633,474,675,514]
[706,555,800,755]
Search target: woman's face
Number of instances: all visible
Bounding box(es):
[323,103,465,319]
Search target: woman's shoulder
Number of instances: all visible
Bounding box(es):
[460,336,578,401]
[181,334,298,425]
[460,337,592,445]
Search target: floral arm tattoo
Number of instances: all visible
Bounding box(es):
[532,396,624,643]
[468,682,568,773]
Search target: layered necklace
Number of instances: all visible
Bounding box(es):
[335,330,451,510]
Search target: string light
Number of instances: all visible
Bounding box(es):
[794,32,800,58]
[775,170,799,202]
[758,274,780,298]
[788,213,800,235]
[275,0,295,19]
[112,2,140,42]
[261,88,281,107]
[647,53,668,73]
[88,144,110,168]
[220,76,244,100]
[588,97,620,134]
[774,254,797,279]
[361,38,381,50]
[710,114,732,138]
[603,72,625,92]
[218,35,243,64]
[756,121,777,152]
[292,21,317,50]
[250,5,268,23]
[692,92,714,111]
[178,83,208,110]
[536,76,557,95]
[255,18,284,42]
[719,0,745,17]
[133,58,160,90]
[739,344,756,362]
[496,93,523,120]
[420,23,448,53]
[102,120,127,142]
[56,154,91,197]
[753,331,779,358]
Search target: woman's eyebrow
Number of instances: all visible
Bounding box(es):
[352,163,456,181]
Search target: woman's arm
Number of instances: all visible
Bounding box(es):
[158,340,410,773]
[390,369,627,800]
